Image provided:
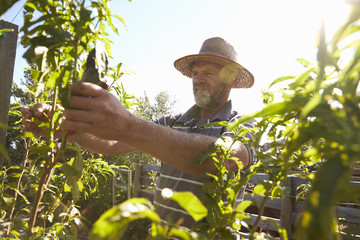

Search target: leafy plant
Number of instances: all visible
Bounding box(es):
[1,0,133,239]
[233,4,360,239]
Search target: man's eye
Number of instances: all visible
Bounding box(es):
[206,72,214,76]
[192,72,198,77]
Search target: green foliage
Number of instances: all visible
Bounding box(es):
[233,5,360,239]
[167,190,208,222]
[1,0,134,239]
[120,91,176,167]
[89,198,160,240]
[3,1,360,239]
[133,91,176,122]
[146,170,158,192]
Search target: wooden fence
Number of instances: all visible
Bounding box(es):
[243,173,360,237]
[112,163,360,238]
[112,168,133,206]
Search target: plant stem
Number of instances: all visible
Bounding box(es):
[27,133,68,236]
[27,84,69,236]
[27,162,53,235]
[6,137,29,235]
[249,190,271,240]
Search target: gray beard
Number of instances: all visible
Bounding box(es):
[194,91,211,108]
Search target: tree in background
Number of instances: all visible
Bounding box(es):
[112,91,177,167]
[133,91,176,122]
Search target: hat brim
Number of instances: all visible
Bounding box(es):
[174,54,254,88]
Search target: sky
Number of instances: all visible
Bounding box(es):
[1,0,352,114]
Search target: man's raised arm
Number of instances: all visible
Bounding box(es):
[61,83,249,176]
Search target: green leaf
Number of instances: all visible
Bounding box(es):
[296,158,352,239]
[90,198,160,240]
[253,184,266,196]
[46,70,59,89]
[168,191,208,222]
[104,38,112,56]
[24,1,36,10]
[112,14,128,31]
[99,21,106,34]
[200,192,222,225]
[168,227,195,240]
[10,187,30,204]
[332,7,360,48]
[64,183,71,192]
[3,196,14,204]
[62,163,77,177]
[296,58,314,68]
[28,145,52,155]
[271,185,284,198]
[301,93,322,118]
[235,200,252,213]
[232,101,300,128]
[268,75,295,89]
[71,179,80,201]
[116,62,122,75]
[72,149,83,179]
[289,67,315,90]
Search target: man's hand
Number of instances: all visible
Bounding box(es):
[216,136,249,172]
[61,82,137,141]
[21,103,63,138]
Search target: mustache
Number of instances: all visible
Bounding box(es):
[194,83,210,89]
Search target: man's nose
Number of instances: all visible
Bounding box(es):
[192,73,206,84]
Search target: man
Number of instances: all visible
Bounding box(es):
[22,37,255,229]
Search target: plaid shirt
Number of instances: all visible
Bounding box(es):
[153,100,255,229]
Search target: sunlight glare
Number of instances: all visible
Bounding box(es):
[312,0,351,36]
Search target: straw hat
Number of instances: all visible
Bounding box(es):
[174,37,254,88]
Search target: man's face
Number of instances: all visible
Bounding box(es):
[191,61,233,109]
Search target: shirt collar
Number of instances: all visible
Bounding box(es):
[176,100,234,124]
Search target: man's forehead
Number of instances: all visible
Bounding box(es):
[191,61,223,70]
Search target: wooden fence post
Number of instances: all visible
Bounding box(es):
[112,170,117,206]
[280,176,293,238]
[0,20,18,166]
[134,163,141,197]
[127,169,132,199]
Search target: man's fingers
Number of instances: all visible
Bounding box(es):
[70,82,104,98]
[68,96,97,110]
[22,119,44,136]
[63,109,101,123]
[61,118,92,132]
[21,107,32,119]
[21,103,52,120]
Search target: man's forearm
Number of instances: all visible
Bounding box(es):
[69,133,134,155]
[120,117,244,176]
[67,118,248,174]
